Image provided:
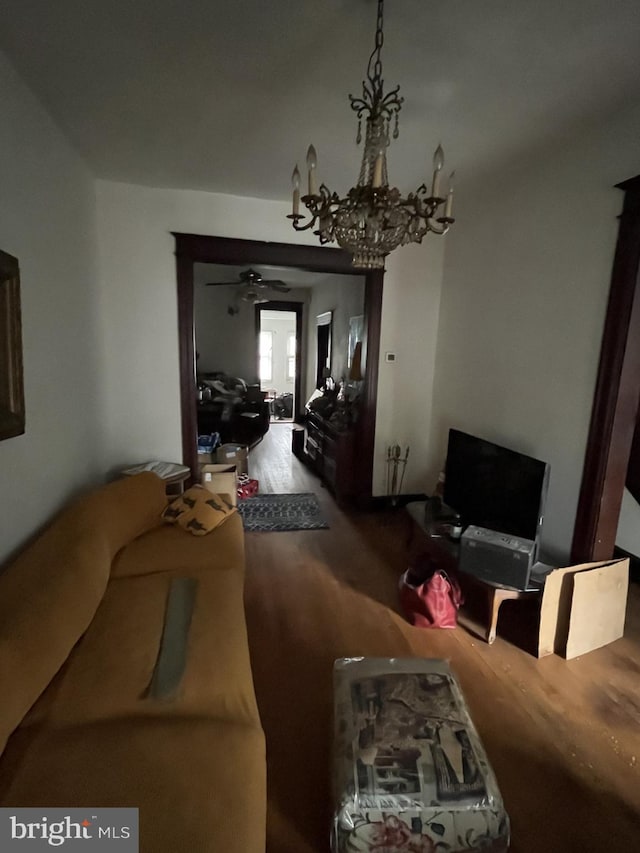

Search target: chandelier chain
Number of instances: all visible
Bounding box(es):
[371,0,385,83]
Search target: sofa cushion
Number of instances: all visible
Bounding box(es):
[163,486,236,536]
[110,512,245,579]
[21,551,260,730]
[0,717,266,853]
[0,473,168,757]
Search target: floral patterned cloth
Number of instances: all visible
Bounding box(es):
[331,659,510,853]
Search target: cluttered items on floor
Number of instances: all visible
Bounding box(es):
[237,474,259,500]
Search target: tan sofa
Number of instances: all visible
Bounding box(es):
[0,473,265,852]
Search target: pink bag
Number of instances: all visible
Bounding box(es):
[399,566,463,629]
[237,475,259,500]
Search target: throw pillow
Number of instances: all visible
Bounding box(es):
[162,485,236,536]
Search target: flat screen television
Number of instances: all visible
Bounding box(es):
[443,428,550,543]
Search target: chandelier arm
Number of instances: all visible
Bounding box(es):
[378,87,403,113]
[424,217,451,236]
[411,185,447,213]
[288,213,318,233]
[289,185,342,242]
[349,91,373,118]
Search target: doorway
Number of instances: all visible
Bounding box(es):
[256,302,303,424]
[174,233,383,504]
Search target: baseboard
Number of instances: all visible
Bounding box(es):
[370,493,428,510]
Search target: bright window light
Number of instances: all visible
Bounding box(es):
[259,330,273,382]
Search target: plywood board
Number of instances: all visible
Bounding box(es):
[565,560,629,659]
[537,559,629,658]
[538,566,575,657]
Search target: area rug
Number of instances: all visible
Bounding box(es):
[237,493,329,532]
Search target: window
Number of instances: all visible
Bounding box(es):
[259,331,273,383]
[287,333,296,380]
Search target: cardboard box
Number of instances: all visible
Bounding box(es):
[537,558,629,658]
[215,443,249,476]
[200,463,238,507]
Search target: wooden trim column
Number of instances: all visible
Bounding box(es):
[175,250,198,481]
[572,176,640,562]
[357,269,384,503]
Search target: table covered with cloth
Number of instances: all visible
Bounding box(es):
[331,658,510,853]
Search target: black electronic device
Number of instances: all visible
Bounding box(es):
[443,428,550,545]
[459,525,538,591]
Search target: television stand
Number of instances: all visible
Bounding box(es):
[405,501,541,644]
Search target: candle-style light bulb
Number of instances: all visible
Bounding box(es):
[432,144,445,198]
[372,142,386,189]
[306,145,317,169]
[444,171,455,218]
[306,145,318,195]
[291,164,301,216]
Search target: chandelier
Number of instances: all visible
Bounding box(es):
[287,0,455,269]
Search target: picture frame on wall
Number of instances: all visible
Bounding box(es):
[348,314,364,368]
[0,249,25,441]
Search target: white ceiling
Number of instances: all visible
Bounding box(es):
[2,0,639,200]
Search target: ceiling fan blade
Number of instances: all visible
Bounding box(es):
[204,275,290,292]
[205,281,240,287]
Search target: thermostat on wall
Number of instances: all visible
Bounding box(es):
[385,352,396,363]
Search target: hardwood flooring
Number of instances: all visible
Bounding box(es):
[244,425,640,852]
[249,422,317,494]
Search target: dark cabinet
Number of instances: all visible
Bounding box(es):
[305,412,356,503]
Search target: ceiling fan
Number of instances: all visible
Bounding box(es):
[206,268,291,315]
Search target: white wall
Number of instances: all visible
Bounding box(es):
[95,180,443,489]
[305,273,365,401]
[429,102,640,562]
[0,50,103,564]
[373,241,446,496]
[617,489,640,558]
[195,284,255,377]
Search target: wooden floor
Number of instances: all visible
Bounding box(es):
[249,423,317,494]
[244,425,640,853]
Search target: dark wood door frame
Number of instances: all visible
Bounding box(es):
[571,175,640,561]
[173,233,383,502]
[254,300,304,420]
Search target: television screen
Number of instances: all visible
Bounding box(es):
[443,429,549,542]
